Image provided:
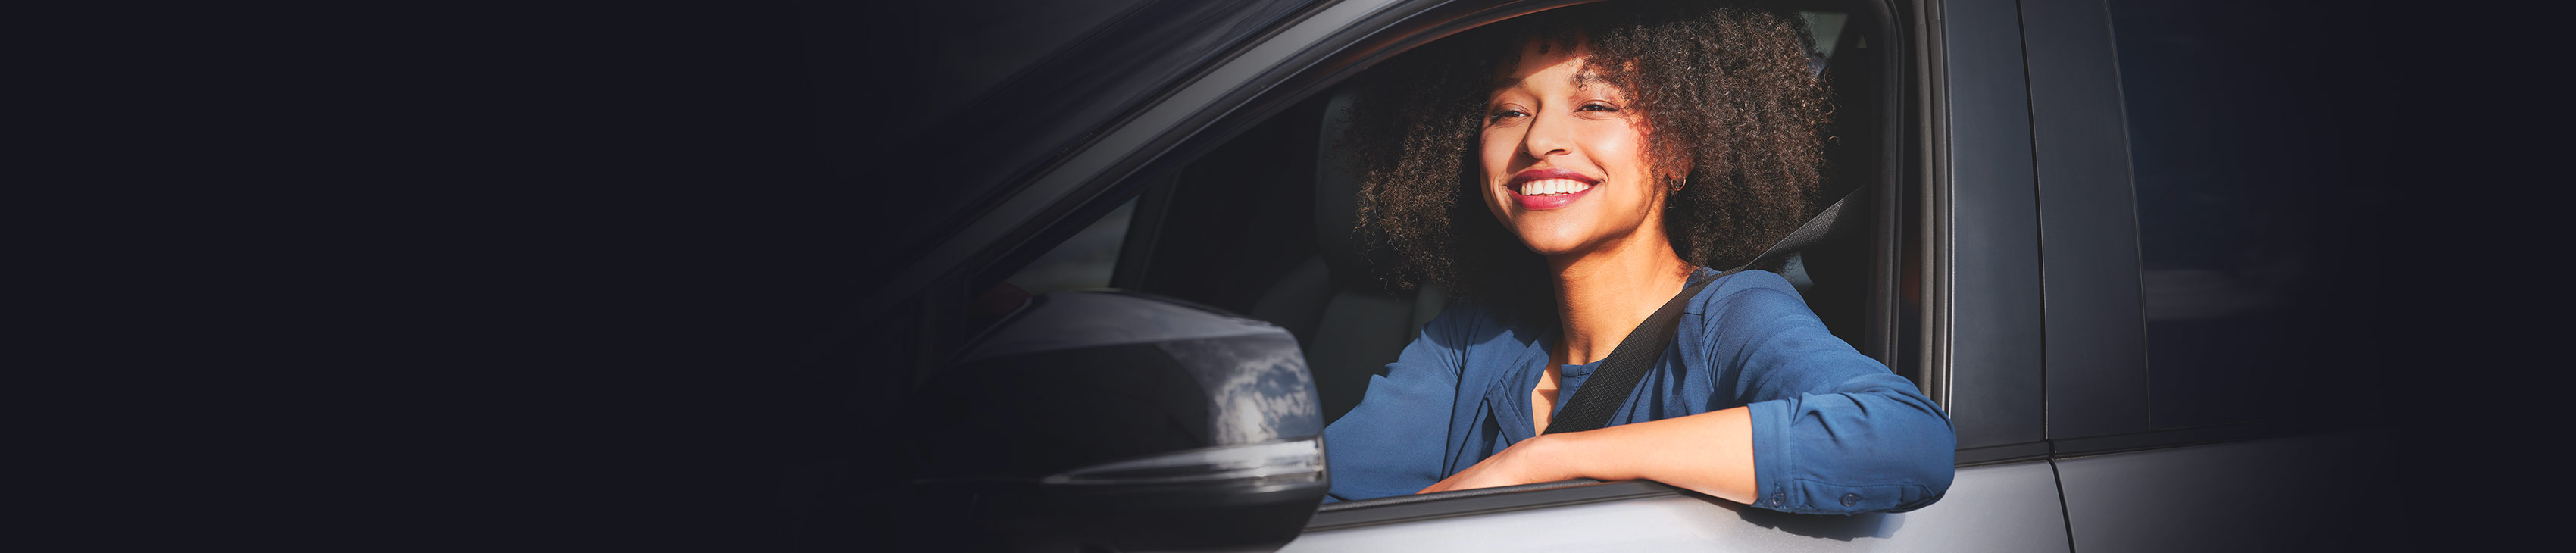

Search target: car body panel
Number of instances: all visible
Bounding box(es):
[1278,460,2068,552]
[2056,433,2377,553]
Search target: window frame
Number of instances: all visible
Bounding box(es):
[2022,0,2152,445]
[1926,0,2049,464]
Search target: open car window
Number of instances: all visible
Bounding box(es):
[933,1,1928,539]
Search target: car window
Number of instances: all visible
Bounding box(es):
[2105,0,2382,429]
[1799,10,1849,72]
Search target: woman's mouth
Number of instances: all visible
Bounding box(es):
[1508,169,1599,211]
[1515,179,1594,196]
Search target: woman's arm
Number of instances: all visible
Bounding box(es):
[1418,406,1758,504]
[1321,305,1483,501]
[1420,376,1952,514]
[1421,282,1955,514]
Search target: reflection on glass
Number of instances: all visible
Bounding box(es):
[1158,334,1323,445]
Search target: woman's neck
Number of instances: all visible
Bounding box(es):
[1546,237,1694,367]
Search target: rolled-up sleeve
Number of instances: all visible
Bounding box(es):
[1715,287,1956,514]
[1321,305,1476,501]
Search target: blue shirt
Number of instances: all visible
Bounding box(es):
[1322,268,1956,514]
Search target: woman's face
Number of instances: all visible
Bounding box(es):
[1478,39,1671,259]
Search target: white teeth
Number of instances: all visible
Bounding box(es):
[1516,178,1594,195]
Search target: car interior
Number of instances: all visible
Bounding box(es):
[989,3,1914,427]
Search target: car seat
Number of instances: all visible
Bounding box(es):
[1248,92,1445,426]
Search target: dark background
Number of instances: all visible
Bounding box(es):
[52,2,888,548]
[385,4,863,548]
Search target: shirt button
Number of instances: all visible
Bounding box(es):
[1768,493,1784,507]
[1840,493,1861,507]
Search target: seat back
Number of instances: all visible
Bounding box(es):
[1249,92,1441,426]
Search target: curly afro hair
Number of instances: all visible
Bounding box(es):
[1343,1,1830,323]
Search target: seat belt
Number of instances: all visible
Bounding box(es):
[1541,188,1858,434]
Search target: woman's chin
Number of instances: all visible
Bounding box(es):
[1513,230,1598,258]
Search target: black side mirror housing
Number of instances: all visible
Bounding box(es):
[901,291,1327,552]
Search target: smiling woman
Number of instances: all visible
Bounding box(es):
[1346,1,1831,326]
[1480,40,1663,252]
[1321,1,1952,514]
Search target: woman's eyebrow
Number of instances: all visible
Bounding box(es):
[1571,68,1609,89]
[1487,73,1608,94]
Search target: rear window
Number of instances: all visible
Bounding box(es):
[2106,0,2393,429]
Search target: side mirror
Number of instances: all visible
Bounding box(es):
[901,290,1327,552]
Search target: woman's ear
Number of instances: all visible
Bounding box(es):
[1664,153,1695,190]
[1661,171,1689,210]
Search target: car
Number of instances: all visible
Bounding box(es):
[783,0,2407,551]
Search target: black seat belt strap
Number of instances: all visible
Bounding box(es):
[1541,272,1713,434]
[1540,188,1859,434]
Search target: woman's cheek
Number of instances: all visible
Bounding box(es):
[1481,188,1514,226]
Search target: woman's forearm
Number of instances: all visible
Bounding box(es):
[1546,406,1757,504]
[1412,406,1757,500]
[1418,391,1954,514]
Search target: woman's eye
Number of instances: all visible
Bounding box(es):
[1580,103,1619,112]
[1489,108,1528,122]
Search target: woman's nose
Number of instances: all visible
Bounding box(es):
[1521,110,1573,160]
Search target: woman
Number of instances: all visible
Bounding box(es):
[1324,2,1955,514]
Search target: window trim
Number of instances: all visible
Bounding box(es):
[1854,0,1912,373]
[1924,0,2047,451]
[2021,0,2152,441]
[1108,173,1180,289]
[1305,480,1680,532]
[2049,418,2308,458]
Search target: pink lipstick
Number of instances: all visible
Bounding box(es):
[1507,168,1601,211]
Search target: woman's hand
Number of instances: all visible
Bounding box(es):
[1416,434,1580,494]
